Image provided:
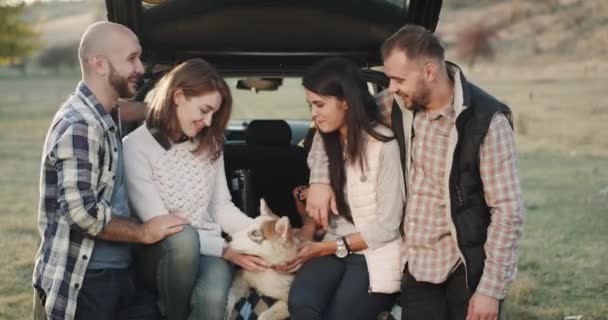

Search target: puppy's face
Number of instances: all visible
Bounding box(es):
[229,200,298,265]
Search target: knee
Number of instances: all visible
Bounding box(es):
[160,225,199,265]
[288,286,321,320]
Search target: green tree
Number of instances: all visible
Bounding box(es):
[0,2,41,71]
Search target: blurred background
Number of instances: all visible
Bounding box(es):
[0,0,606,319]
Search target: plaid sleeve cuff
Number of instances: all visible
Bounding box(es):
[476,272,508,300]
[307,132,330,185]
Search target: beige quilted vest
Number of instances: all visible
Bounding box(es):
[345,130,404,293]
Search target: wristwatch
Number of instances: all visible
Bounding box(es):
[335,238,349,258]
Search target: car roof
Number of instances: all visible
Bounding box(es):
[106,0,442,76]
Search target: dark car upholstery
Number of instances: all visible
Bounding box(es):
[224,120,309,227]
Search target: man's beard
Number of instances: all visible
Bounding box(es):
[108,63,137,99]
[408,80,431,111]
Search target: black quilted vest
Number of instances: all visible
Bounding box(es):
[448,68,511,291]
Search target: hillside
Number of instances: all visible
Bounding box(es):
[22,0,608,68]
[438,0,608,67]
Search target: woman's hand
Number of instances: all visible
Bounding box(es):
[292,185,309,217]
[283,241,334,273]
[222,247,270,272]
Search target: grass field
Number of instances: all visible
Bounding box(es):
[0,71,606,320]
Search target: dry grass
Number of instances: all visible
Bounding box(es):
[1,67,607,319]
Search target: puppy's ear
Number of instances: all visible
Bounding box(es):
[260,199,279,219]
[275,216,292,244]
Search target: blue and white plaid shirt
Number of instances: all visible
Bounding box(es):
[33,82,121,320]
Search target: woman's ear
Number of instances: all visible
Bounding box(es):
[341,99,348,110]
[173,89,185,107]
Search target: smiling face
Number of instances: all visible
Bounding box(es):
[174,90,222,138]
[305,89,348,134]
[383,49,431,110]
[104,31,144,99]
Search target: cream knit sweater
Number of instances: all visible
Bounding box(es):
[123,124,252,257]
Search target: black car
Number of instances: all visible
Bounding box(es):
[105,0,442,225]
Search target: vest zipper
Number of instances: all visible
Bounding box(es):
[456,185,463,206]
[453,185,468,288]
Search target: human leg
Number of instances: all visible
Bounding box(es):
[400,266,447,320]
[188,255,235,320]
[325,255,397,320]
[135,225,200,320]
[288,256,346,320]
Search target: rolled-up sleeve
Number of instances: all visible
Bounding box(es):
[359,140,405,249]
[52,121,112,236]
[307,132,331,185]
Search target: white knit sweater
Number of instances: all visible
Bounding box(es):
[123,124,252,257]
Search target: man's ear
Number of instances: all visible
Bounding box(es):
[275,216,292,244]
[89,56,108,76]
[424,61,439,83]
[173,89,185,107]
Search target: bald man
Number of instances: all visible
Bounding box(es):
[33,22,188,320]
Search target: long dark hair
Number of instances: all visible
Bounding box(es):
[146,58,232,161]
[303,58,392,222]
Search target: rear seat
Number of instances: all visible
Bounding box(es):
[224,120,309,227]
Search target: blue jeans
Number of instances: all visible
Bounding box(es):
[190,255,234,320]
[288,255,397,320]
[136,225,234,320]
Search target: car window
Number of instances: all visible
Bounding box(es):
[229,78,310,121]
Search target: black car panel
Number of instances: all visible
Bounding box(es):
[106,0,442,73]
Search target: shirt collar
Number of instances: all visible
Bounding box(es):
[75,82,118,132]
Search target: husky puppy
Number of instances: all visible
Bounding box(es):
[225,200,299,320]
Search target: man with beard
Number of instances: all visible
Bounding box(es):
[32,22,188,320]
[304,25,524,320]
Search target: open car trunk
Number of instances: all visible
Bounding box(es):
[106,0,442,75]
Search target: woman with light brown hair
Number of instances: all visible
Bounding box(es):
[123,58,269,320]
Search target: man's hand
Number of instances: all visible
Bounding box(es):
[140,215,189,244]
[466,293,500,320]
[305,184,337,230]
[223,247,270,272]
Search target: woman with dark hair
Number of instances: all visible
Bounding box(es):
[123,58,269,320]
[286,58,405,320]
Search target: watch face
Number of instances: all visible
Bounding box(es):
[335,239,348,258]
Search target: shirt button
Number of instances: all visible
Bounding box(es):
[114,148,118,152]
[82,255,88,260]
[409,221,415,227]
[74,283,80,289]
[409,248,416,254]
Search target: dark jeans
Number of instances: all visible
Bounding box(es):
[401,264,479,320]
[75,268,158,320]
[136,225,234,320]
[288,254,397,320]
